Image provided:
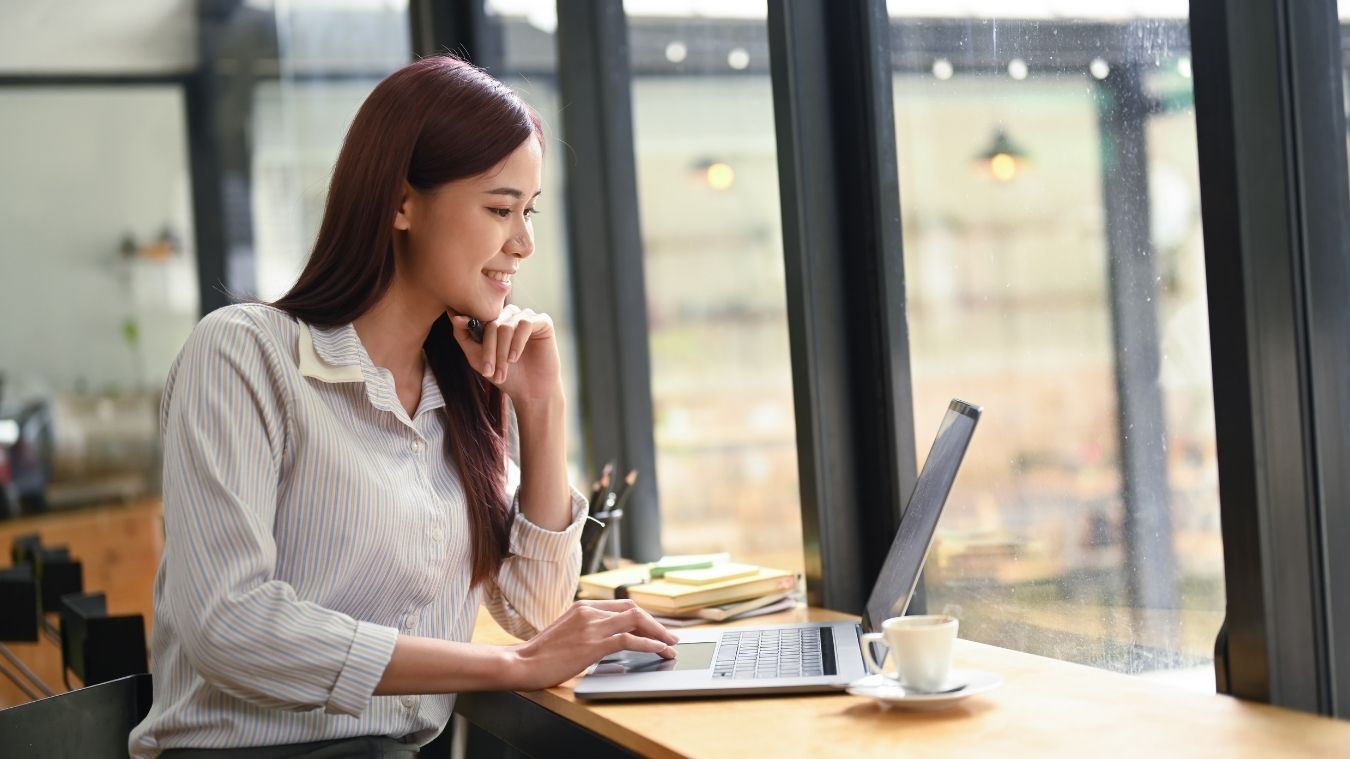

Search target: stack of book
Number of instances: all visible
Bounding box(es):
[577,556,799,627]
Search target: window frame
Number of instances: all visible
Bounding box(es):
[1190,0,1350,715]
[763,0,919,613]
[553,1,664,561]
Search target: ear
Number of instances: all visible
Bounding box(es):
[393,181,415,231]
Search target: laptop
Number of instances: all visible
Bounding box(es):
[574,399,981,700]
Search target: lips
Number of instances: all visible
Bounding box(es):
[483,270,514,284]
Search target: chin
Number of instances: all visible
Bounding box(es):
[446,299,501,322]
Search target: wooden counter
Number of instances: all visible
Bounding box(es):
[7,503,1349,756]
[465,606,1350,758]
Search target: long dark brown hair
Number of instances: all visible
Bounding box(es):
[272,56,543,588]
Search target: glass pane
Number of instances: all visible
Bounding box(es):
[0,84,197,514]
[625,2,803,573]
[890,4,1222,688]
[251,1,412,300]
[485,0,587,481]
[0,1,412,519]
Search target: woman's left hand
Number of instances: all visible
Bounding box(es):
[450,305,562,403]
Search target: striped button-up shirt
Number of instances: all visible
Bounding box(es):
[129,303,586,758]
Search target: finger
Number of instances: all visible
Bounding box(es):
[589,602,678,645]
[607,632,676,659]
[449,315,483,364]
[577,599,640,612]
[598,607,680,647]
[479,320,500,378]
[495,318,517,382]
[634,607,681,646]
[506,316,534,363]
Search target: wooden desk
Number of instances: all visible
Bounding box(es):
[464,606,1350,758]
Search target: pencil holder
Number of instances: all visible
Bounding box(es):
[580,516,608,575]
[602,509,623,568]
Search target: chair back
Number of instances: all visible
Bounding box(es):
[0,673,152,758]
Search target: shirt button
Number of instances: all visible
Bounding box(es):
[431,527,445,544]
[400,695,416,709]
[410,439,424,454]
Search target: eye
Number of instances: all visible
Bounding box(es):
[488,207,512,218]
[523,207,539,219]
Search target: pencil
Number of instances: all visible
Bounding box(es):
[589,461,614,515]
[612,470,638,512]
[587,479,604,516]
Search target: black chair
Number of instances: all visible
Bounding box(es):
[0,672,152,757]
[59,592,148,687]
[0,565,39,641]
[36,548,83,611]
[10,533,84,613]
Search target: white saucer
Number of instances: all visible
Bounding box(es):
[846,669,1002,711]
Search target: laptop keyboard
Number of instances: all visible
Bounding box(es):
[713,626,835,679]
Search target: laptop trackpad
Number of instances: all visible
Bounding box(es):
[592,642,717,675]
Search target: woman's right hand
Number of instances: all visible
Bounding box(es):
[505,599,679,691]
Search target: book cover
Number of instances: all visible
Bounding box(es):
[625,568,797,613]
[577,564,652,600]
[647,552,731,579]
[661,563,760,586]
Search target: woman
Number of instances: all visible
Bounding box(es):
[130,56,677,758]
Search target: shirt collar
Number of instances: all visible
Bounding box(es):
[298,322,366,383]
[297,321,446,417]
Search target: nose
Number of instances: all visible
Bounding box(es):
[504,216,534,259]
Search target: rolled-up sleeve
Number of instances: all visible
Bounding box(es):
[160,308,398,715]
[483,454,587,638]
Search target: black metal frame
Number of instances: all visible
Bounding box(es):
[1284,0,1350,718]
[1190,0,1349,716]
[0,74,189,87]
[410,0,503,71]
[554,1,663,562]
[764,0,917,613]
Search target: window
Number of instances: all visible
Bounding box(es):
[624,2,803,573]
[485,0,587,480]
[0,87,197,401]
[0,1,202,513]
[250,0,412,300]
[890,4,1222,687]
[0,1,413,515]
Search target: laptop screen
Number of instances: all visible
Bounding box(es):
[863,399,981,633]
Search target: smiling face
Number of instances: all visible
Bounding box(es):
[393,136,544,321]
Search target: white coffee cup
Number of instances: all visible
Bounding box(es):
[860,614,958,692]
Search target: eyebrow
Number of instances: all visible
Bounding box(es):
[484,187,543,200]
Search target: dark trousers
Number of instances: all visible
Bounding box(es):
[159,735,420,758]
